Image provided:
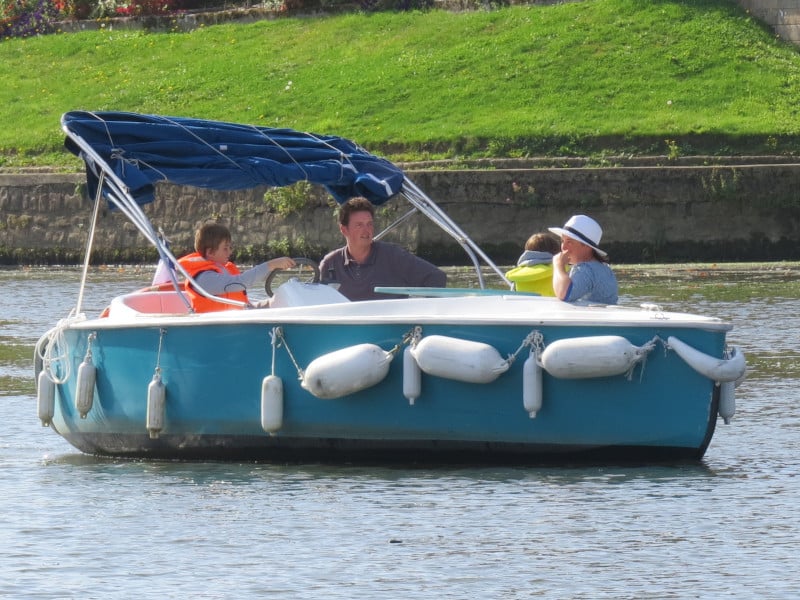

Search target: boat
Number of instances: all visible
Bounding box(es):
[33,111,747,463]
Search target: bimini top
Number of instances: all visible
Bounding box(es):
[61,110,508,293]
[62,111,405,207]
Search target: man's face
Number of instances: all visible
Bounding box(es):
[341,210,374,251]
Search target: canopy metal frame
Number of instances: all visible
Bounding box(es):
[63,111,511,311]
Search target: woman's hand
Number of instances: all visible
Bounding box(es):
[552,252,571,300]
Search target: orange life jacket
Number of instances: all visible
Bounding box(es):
[177,252,249,313]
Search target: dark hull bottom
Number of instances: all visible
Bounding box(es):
[60,433,710,465]
[57,389,719,465]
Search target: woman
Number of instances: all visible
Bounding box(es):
[548,214,618,304]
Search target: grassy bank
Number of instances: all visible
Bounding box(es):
[2,0,800,167]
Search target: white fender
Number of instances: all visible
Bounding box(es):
[540,336,643,379]
[146,373,166,439]
[522,354,542,418]
[403,346,421,405]
[410,335,509,384]
[667,336,746,383]
[75,357,96,418]
[302,343,394,399]
[37,371,56,427]
[261,374,284,433]
[719,380,735,424]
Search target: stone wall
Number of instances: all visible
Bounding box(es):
[2,161,799,265]
[738,0,800,45]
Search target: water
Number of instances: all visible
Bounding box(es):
[2,264,799,598]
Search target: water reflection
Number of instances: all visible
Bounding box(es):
[40,451,720,489]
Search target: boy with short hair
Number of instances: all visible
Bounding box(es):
[177,222,295,312]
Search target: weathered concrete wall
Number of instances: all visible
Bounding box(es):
[412,161,800,263]
[738,0,800,45]
[2,162,799,265]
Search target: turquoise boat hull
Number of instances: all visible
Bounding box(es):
[39,113,744,464]
[40,293,733,463]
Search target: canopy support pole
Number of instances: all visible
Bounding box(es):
[75,171,105,316]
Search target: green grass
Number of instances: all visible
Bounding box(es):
[2,0,800,167]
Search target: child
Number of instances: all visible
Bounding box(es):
[505,232,560,296]
[177,223,295,312]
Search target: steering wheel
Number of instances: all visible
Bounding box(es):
[264,257,321,297]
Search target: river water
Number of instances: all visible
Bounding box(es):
[1,264,798,598]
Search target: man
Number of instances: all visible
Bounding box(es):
[548,214,618,304]
[320,197,446,301]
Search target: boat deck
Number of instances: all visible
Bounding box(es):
[87,284,732,332]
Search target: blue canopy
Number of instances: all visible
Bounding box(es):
[62,111,405,207]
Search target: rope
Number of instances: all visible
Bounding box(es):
[36,313,88,385]
[625,335,662,381]
[507,329,545,366]
[640,303,668,319]
[154,328,166,377]
[386,327,419,357]
[270,327,305,381]
[270,325,419,382]
[406,325,423,348]
[83,332,96,364]
[269,326,279,377]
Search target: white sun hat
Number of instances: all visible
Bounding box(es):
[548,214,607,258]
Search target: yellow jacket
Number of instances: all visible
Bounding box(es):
[505,263,556,296]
